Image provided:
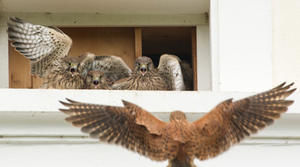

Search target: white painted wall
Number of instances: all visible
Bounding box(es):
[212,0,273,92]
[0,144,299,167]
[0,15,9,88]
[197,25,211,90]
[272,0,300,89]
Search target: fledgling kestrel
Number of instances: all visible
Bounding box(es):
[42,54,94,89]
[59,82,296,167]
[7,17,72,78]
[87,55,132,85]
[84,70,111,89]
[112,54,186,90]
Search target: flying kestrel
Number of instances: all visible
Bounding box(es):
[7,17,72,78]
[112,54,186,90]
[59,82,296,167]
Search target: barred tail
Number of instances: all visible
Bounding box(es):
[167,158,196,167]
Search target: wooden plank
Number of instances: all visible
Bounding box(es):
[191,28,198,90]
[9,44,32,88]
[60,27,136,68]
[32,76,44,88]
[134,28,142,58]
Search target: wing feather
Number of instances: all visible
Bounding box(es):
[187,82,296,160]
[91,55,132,83]
[7,17,72,77]
[59,99,174,161]
[158,54,185,90]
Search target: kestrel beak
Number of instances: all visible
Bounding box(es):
[70,64,78,76]
[140,64,147,76]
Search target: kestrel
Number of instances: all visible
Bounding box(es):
[7,17,72,78]
[85,70,111,89]
[87,55,132,85]
[112,54,186,90]
[42,54,95,89]
[59,82,296,167]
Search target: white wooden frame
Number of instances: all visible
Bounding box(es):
[0,12,210,89]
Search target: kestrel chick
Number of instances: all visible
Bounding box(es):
[7,17,72,78]
[112,54,186,90]
[85,70,111,89]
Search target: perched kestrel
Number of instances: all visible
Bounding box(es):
[87,55,132,85]
[112,54,186,90]
[7,17,72,78]
[59,82,296,167]
[85,70,111,89]
[42,54,95,89]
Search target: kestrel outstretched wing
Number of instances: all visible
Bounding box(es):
[7,17,72,77]
[158,54,185,90]
[59,99,177,161]
[187,82,296,160]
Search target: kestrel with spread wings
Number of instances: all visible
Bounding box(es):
[112,54,186,90]
[60,82,296,167]
[7,17,72,78]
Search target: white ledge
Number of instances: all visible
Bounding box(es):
[0,89,299,113]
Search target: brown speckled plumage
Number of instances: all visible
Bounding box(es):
[59,82,296,167]
[42,54,94,89]
[88,55,132,84]
[85,70,111,89]
[112,55,185,90]
[7,17,72,78]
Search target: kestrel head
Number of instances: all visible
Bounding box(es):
[63,56,82,77]
[134,56,155,76]
[169,111,187,122]
[86,70,110,89]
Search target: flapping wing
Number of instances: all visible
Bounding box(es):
[92,55,132,83]
[187,82,296,160]
[7,17,72,76]
[59,99,175,161]
[158,54,185,90]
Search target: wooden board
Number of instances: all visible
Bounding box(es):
[191,28,197,90]
[9,44,32,88]
[134,28,142,58]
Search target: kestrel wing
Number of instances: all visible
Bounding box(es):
[77,52,96,77]
[180,61,193,90]
[59,99,173,161]
[187,82,296,160]
[92,55,132,83]
[158,54,185,90]
[7,17,72,77]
